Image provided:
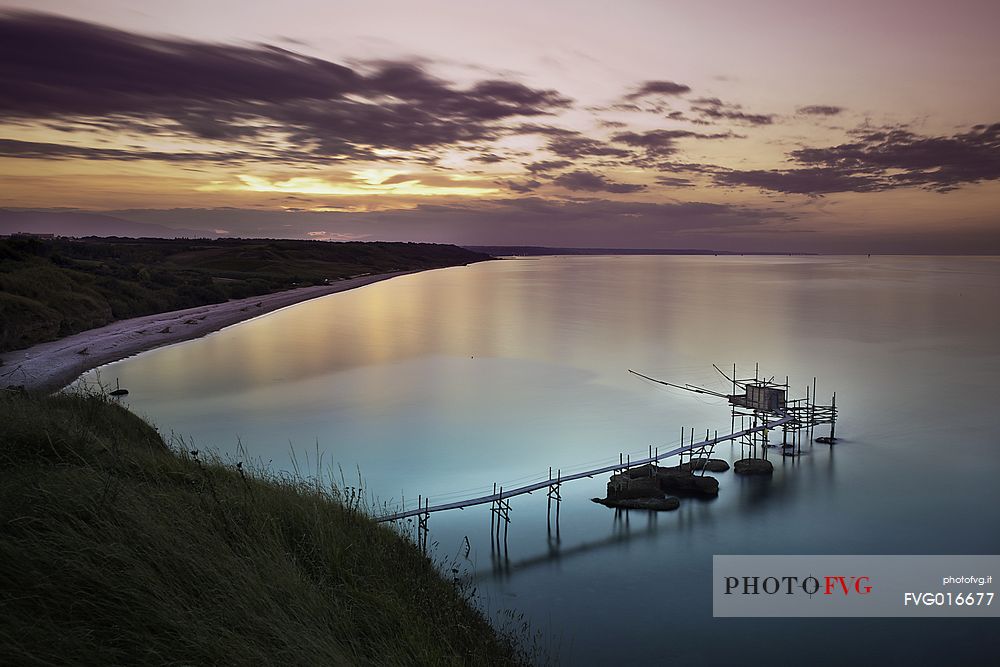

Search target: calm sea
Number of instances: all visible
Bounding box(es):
[78,256,1000,665]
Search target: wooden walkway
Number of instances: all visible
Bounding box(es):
[375,410,793,522]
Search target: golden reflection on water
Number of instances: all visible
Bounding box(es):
[75,254,1000,667]
[81,255,1000,482]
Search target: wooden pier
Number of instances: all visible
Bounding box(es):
[377,364,840,556]
[376,410,794,524]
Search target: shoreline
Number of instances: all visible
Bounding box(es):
[0,270,420,394]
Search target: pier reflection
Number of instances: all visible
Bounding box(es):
[478,441,838,582]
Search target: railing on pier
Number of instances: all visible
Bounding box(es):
[375,410,793,523]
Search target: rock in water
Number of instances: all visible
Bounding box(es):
[592,496,680,511]
[681,458,731,473]
[656,469,719,497]
[606,474,665,500]
[733,458,774,475]
[609,464,720,498]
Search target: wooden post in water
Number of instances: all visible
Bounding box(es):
[830,392,837,440]
[499,486,505,544]
[803,384,810,454]
[547,469,561,543]
[731,363,737,437]
[503,495,509,547]
[555,469,561,525]
[680,427,685,466]
[783,375,790,448]
[714,429,718,469]
[547,467,552,521]
[811,377,817,444]
[495,486,503,544]
[490,485,510,547]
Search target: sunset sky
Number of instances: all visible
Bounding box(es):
[1,0,999,251]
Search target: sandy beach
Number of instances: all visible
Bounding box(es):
[0,270,417,393]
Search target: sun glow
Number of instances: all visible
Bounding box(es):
[353,168,408,185]
[200,174,500,197]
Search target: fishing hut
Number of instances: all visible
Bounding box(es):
[722,363,838,462]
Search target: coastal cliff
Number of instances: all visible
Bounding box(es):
[0,390,527,665]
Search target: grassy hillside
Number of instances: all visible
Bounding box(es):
[0,390,528,665]
[0,236,489,353]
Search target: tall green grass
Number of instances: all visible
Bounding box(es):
[0,390,528,665]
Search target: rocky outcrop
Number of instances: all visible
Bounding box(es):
[655,468,719,497]
[606,473,664,500]
[733,458,774,475]
[599,462,720,507]
[591,496,680,511]
[679,457,730,473]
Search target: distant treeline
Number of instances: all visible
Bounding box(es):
[0,236,489,353]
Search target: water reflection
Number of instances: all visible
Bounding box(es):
[470,436,841,584]
[77,255,1000,665]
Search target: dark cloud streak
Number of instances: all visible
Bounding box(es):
[525,159,573,173]
[0,137,302,164]
[714,167,882,194]
[552,170,646,193]
[797,105,844,116]
[717,123,1000,194]
[0,12,572,160]
[612,129,736,157]
[624,80,691,100]
[690,98,774,126]
[546,134,632,159]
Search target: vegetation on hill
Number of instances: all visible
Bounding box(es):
[0,236,489,353]
[0,390,528,665]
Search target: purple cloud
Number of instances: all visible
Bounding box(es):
[797,105,845,116]
[714,167,882,194]
[716,123,1000,194]
[690,97,774,126]
[0,12,572,160]
[546,134,632,159]
[552,170,646,193]
[624,80,692,100]
[525,159,573,173]
[655,176,695,187]
[612,129,736,157]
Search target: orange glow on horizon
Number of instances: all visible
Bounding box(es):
[198,174,502,198]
